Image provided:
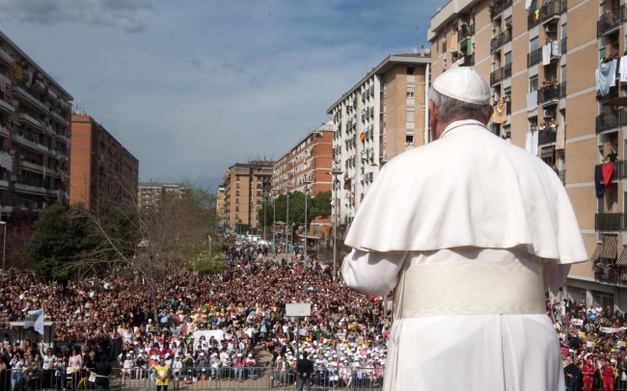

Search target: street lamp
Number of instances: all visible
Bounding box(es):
[331,168,343,280]
[208,234,212,266]
[272,191,277,255]
[285,185,292,257]
[0,221,6,278]
[303,181,312,268]
[263,192,268,242]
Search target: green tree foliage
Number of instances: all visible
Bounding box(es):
[29,205,97,282]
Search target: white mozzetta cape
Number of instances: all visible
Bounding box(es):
[344,120,587,263]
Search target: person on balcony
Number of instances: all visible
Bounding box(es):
[341,67,588,391]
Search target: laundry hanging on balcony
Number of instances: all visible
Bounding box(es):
[526,91,538,111]
[595,165,605,197]
[595,59,617,97]
[492,102,507,124]
[620,55,627,83]
[525,130,538,155]
[552,40,561,57]
[542,43,552,66]
[602,162,614,188]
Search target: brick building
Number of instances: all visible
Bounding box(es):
[70,114,139,209]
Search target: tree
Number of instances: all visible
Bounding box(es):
[68,181,220,320]
[5,209,39,271]
[29,204,98,282]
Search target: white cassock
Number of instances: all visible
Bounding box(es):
[342,120,588,391]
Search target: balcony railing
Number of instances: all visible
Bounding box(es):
[538,81,566,104]
[598,5,625,36]
[491,29,512,53]
[19,113,42,130]
[541,0,567,23]
[490,0,513,19]
[458,24,475,42]
[0,99,14,115]
[12,85,49,114]
[490,63,512,86]
[0,47,12,65]
[538,127,557,145]
[528,0,566,29]
[596,110,627,133]
[596,213,624,231]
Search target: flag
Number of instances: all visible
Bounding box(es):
[24,309,44,335]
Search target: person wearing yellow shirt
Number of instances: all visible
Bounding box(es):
[154,357,171,391]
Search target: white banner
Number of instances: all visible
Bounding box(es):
[24,309,44,335]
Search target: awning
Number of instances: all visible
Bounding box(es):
[599,234,618,259]
[617,246,627,266]
[541,146,555,159]
[590,243,602,262]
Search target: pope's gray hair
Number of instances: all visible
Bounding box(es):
[428,87,492,124]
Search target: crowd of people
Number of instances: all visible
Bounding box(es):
[0,243,626,390]
[0,243,389,390]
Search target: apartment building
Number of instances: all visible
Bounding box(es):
[326,54,431,228]
[0,31,73,218]
[272,122,335,239]
[428,0,627,308]
[70,114,139,210]
[138,182,186,210]
[222,160,273,234]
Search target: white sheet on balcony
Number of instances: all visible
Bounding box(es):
[596,59,617,97]
[619,55,627,83]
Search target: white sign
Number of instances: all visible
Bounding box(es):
[286,303,311,317]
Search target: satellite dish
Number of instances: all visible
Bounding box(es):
[10,175,17,182]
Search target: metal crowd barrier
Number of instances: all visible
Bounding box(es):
[0,367,384,391]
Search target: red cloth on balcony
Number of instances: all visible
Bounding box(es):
[602,162,614,188]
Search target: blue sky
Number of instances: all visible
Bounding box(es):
[0,0,442,191]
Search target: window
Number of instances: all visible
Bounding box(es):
[407,67,415,75]
[530,37,539,52]
[406,110,415,122]
[600,47,606,60]
[561,23,567,38]
[504,51,512,65]
[407,86,415,98]
[530,75,538,92]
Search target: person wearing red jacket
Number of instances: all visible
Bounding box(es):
[582,359,595,391]
[601,358,616,391]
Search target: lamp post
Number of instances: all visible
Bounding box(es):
[285,185,292,257]
[331,169,343,280]
[1,221,6,279]
[303,181,312,268]
[208,234,213,266]
[263,192,268,242]
[272,191,277,255]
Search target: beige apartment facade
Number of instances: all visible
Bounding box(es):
[429,0,627,308]
[0,30,73,218]
[222,160,273,235]
[326,54,431,227]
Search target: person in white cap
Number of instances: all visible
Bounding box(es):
[342,66,588,391]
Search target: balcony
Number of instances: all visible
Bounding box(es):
[595,160,627,186]
[48,110,68,126]
[597,5,625,36]
[490,0,513,19]
[11,183,47,195]
[595,213,623,231]
[596,110,627,133]
[538,81,566,105]
[0,99,14,115]
[17,160,43,174]
[491,29,512,53]
[0,47,12,65]
[490,63,512,86]
[540,0,567,24]
[457,23,475,42]
[0,124,9,138]
[19,113,42,130]
[538,127,557,145]
[12,85,49,114]
[11,133,40,152]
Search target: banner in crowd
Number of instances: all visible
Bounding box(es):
[24,309,44,335]
[599,326,627,334]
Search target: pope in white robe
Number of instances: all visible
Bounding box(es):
[342,67,588,391]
